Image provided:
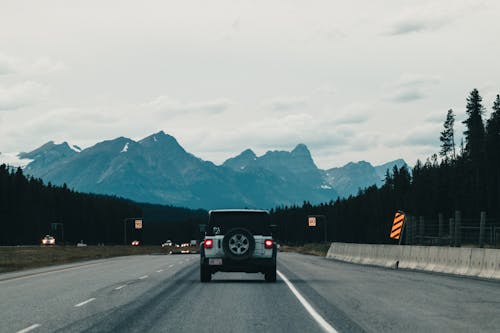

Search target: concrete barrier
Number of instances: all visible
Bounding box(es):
[326,242,500,281]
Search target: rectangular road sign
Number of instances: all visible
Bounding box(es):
[308,216,317,227]
[135,219,143,229]
[390,211,405,240]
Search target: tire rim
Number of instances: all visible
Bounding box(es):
[228,233,250,255]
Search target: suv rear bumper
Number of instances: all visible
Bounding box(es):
[202,257,276,273]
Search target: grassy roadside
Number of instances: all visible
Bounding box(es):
[0,245,196,273]
[279,243,330,257]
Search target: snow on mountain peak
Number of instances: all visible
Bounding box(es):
[0,152,33,168]
[120,143,129,153]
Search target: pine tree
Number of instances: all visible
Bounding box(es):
[462,89,485,163]
[485,94,500,217]
[439,109,456,159]
[486,94,500,162]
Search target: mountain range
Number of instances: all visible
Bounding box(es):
[1,131,406,209]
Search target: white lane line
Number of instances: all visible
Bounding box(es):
[168,264,174,268]
[138,275,148,280]
[74,298,96,307]
[0,262,101,284]
[16,324,41,333]
[156,269,164,273]
[115,284,127,290]
[277,270,338,333]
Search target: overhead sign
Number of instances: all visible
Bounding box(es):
[308,216,317,227]
[135,219,143,229]
[390,211,405,240]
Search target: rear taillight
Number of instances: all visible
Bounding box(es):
[264,239,273,249]
[204,239,213,249]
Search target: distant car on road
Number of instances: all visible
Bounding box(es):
[41,235,55,246]
[131,240,140,246]
[161,240,173,247]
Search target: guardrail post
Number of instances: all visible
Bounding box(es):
[411,216,417,245]
[449,218,455,247]
[454,210,461,247]
[479,211,486,248]
[419,216,425,244]
[438,213,443,245]
[405,216,411,245]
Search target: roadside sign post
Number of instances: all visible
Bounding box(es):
[307,215,327,243]
[389,211,406,245]
[123,217,143,245]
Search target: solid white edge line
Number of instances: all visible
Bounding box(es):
[74,298,96,307]
[16,324,41,333]
[115,284,127,290]
[138,275,148,280]
[277,270,338,333]
[0,262,101,284]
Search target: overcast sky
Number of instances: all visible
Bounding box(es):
[1,0,499,169]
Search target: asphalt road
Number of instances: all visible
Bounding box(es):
[1,252,499,333]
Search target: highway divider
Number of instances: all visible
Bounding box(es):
[326,243,500,280]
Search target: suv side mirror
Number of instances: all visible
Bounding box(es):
[199,224,207,233]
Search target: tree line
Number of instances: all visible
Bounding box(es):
[270,89,500,244]
[0,165,206,245]
[0,165,142,245]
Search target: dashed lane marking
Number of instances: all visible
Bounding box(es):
[74,298,96,307]
[156,269,164,273]
[16,324,41,333]
[114,284,127,290]
[138,275,148,280]
[277,270,338,333]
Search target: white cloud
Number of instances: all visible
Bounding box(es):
[0,54,17,75]
[0,53,65,76]
[143,96,232,115]
[386,74,441,103]
[262,96,308,112]
[0,81,50,110]
[385,0,483,35]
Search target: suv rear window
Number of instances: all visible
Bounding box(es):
[208,211,271,235]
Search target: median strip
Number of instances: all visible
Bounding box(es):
[16,324,41,333]
[74,298,96,307]
[277,270,337,333]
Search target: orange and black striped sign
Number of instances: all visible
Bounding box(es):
[390,211,405,240]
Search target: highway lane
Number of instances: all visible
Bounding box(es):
[279,252,500,332]
[1,252,500,332]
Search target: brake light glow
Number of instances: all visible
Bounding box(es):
[204,239,213,249]
[264,239,273,249]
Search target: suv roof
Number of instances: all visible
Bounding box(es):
[208,209,269,214]
[207,209,271,235]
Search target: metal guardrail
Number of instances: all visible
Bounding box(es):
[404,212,499,248]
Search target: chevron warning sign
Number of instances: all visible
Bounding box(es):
[390,211,405,240]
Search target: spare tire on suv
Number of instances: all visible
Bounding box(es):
[222,228,255,261]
